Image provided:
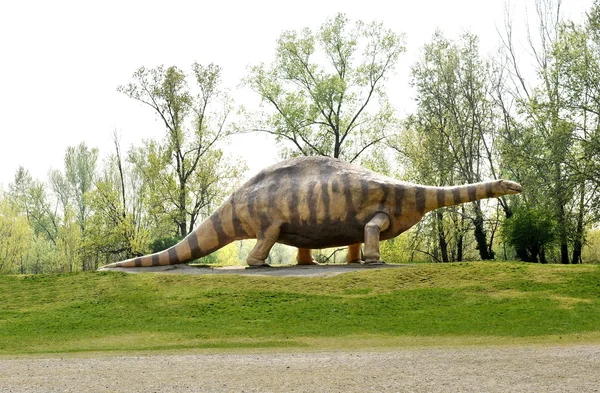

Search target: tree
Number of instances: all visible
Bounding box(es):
[553,9,600,263]
[244,13,405,162]
[64,143,99,236]
[62,143,99,270]
[55,206,81,272]
[497,0,600,263]
[393,115,461,262]
[85,134,151,265]
[395,31,509,261]
[0,195,32,273]
[119,63,243,239]
[502,205,555,263]
[9,167,59,245]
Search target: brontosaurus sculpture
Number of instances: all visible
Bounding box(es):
[101,156,521,268]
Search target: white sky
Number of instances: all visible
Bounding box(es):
[0,0,593,188]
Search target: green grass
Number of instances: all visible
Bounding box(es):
[1,262,600,355]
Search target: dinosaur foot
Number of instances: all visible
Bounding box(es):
[245,263,271,269]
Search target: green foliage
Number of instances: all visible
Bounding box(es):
[0,196,32,273]
[267,243,295,265]
[582,228,600,263]
[84,148,151,265]
[490,0,600,263]
[127,140,175,240]
[64,143,98,235]
[24,235,61,274]
[149,236,182,254]
[55,207,81,273]
[244,13,405,162]
[379,235,413,263]
[502,206,556,263]
[1,263,599,354]
[9,167,59,244]
[211,242,245,266]
[119,63,245,239]
[393,31,508,261]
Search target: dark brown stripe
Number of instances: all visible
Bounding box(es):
[394,186,405,218]
[289,174,300,226]
[319,168,331,224]
[467,185,477,201]
[230,198,248,238]
[321,180,330,223]
[452,188,461,205]
[437,188,445,209]
[134,257,142,267]
[247,191,257,223]
[342,173,357,216]
[247,172,266,225]
[360,178,369,205]
[378,184,390,211]
[307,181,317,225]
[259,213,270,232]
[266,183,280,229]
[187,232,201,258]
[151,253,160,266]
[210,215,228,248]
[415,187,426,214]
[168,247,178,263]
[332,179,339,193]
[485,182,494,198]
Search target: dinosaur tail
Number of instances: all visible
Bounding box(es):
[423,179,522,212]
[99,210,238,269]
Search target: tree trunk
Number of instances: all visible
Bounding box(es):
[456,207,464,262]
[554,167,570,264]
[557,203,570,264]
[500,196,513,219]
[539,246,548,264]
[572,183,586,264]
[515,247,533,262]
[436,211,449,262]
[572,239,583,264]
[179,182,188,238]
[472,203,491,260]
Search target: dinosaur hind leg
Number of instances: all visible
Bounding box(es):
[346,243,362,264]
[296,248,318,265]
[246,225,280,267]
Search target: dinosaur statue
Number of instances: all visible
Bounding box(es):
[100,156,521,269]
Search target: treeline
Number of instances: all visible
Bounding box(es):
[387,1,600,264]
[1,1,600,273]
[0,64,245,273]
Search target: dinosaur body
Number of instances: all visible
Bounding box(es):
[101,156,521,268]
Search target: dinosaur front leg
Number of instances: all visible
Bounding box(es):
[296,248,318,265]
[246,225,280,267]
[363,213,391,265]
[346,243,362,264]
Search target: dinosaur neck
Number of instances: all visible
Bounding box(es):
[422,181,498,212]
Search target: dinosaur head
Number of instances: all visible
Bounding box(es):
[496,180,522,195]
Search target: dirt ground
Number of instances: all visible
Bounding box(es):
[2,345,600,392]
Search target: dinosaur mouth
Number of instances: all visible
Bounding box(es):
[504,181,523,194]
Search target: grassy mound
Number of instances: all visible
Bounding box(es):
[1,262,599,354]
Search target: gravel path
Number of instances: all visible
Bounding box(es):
[2,345,599,392]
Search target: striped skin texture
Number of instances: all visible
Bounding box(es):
[100,156,521,268]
